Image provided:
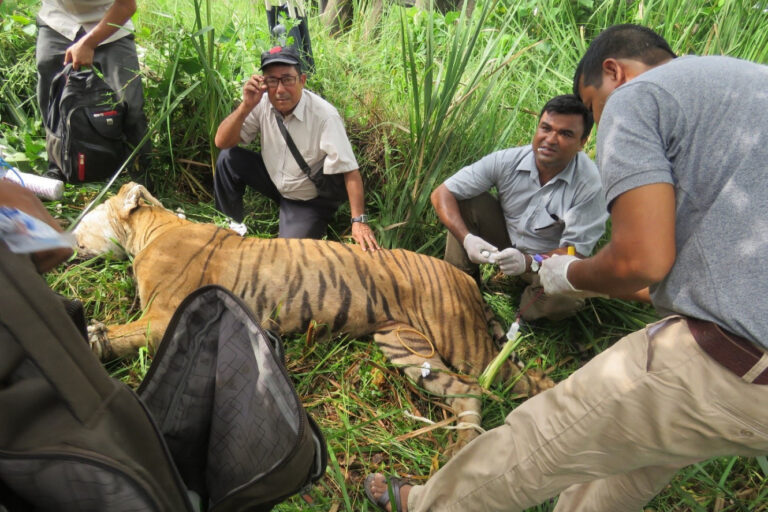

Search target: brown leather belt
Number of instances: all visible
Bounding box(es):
[686,317,768,385]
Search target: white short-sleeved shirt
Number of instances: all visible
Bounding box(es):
[444,146,607,256]
[39,0,134,44]
[240,90,358,201]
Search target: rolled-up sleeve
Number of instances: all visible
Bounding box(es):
[444,150,510,199]
[560,184,608,256]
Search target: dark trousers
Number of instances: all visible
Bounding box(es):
[214,147,340,239]
[444,192,584,320]
[36,23,150,177]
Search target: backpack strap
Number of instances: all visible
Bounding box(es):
[274,113,315,180]
[45,63,74,132]
[274,114,347,202]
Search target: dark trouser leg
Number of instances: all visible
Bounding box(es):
[444,192,513,276]
[92,34,150,180]
[267,6,315,74]
[36,24,149,179]
[36,24,72,176]
[214,147,281,223]
[278,196,340,239]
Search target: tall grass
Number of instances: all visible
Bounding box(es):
[1,0,767,510]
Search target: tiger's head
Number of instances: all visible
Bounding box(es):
[73,182,164,259]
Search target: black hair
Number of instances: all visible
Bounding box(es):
[573,24,676,99]
[539,94,594,141]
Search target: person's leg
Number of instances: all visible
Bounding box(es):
[291,16,314,74]
[518,273,585,321]
[93,35,150,182]
[214,147,280,222]
[553,464,680,512]
[36,23,71,178]
[278,196,339,239]
[444,192,512,276]
[267,4,314,73]
[266,4,280,32]
[404,316,768,512]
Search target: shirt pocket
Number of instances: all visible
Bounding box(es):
[530,206,565,238]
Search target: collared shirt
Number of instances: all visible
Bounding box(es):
[240,89,358,201]
[444,145,607,255]
[39,0,134,44]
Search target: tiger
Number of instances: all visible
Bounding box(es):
[73,182,553,455]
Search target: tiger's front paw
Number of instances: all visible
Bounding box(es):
[87,322,111,361]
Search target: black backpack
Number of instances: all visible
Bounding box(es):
[0,245,327,511]
[0,245,195,512]
[138,285,328,511]
[44,64,129,183]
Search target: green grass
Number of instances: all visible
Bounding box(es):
[2,0,767,510]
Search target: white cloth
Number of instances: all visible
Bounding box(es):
[239,90,358,201]
[38,0,134,44]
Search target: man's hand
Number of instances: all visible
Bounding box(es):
[463,233,497,264]
[494,247,526,276]
[351,221,380,252]
[242,74,268,111]
[0,181,72,272]
[540,255,607,298]
[64,38,96,70]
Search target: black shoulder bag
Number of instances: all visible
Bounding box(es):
[275,115,348,202]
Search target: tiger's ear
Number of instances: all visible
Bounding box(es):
[119,182,163,217]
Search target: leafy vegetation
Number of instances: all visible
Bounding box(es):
[1,0,767,510]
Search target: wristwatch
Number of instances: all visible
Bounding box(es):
[530,254,544,273]
[351,214,369,224]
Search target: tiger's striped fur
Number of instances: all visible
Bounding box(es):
[74,183,552,454]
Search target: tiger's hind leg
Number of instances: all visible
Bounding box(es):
[373,322,485,458]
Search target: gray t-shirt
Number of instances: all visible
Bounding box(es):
[445,146,607,255]
[597,55,768,348]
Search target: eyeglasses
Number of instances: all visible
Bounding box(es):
[264,75,298,88]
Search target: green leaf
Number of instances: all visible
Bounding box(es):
[757,455,768,477]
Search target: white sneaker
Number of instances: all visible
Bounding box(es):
[229,220,247,236]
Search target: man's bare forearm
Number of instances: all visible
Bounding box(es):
[214,103,251,149]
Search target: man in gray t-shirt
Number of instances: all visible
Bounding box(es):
[430,94,607,320]
[365,25,768,512]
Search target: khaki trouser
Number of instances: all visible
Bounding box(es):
[407,316,768,511]
[444,193,583,320]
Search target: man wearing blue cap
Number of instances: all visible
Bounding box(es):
[214,46,379,251]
